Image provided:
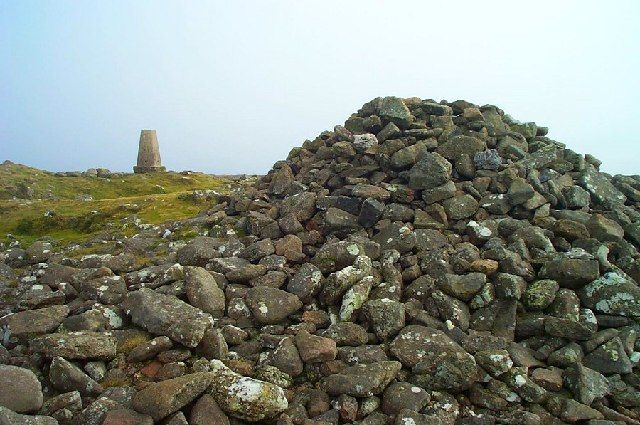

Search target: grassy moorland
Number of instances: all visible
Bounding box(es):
[0,162,248,246]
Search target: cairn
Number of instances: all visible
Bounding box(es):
[134,130,165,173]
[2,97,640,424]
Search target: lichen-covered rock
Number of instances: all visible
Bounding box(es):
[408,152,452,190]
[313,240,365,274]
[30,331,117,360]
[579,272,640,317]
[378,96,413,127]
[320,255,373,306]
[583,337,633,375]
[523,279,559,310]
[122,288,212,347]
[321,361,402,397]
[563,363,610,405]
[474,349,513,377]
[0,305,69,338]
[207,359,288,422]
[0,407,57,425]
[244,286,302,324]
[339,276,373,322]
[364,298,405,341]
[49,356,102,396]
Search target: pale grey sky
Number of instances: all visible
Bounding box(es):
[1,1,639,175]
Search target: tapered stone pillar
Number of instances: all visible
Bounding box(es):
[134,130,166,173]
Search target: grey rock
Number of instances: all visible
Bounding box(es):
[49,356,102,396]
[127,336,173,362]
[0,365,43,413]
[208,359,288,422]
[437,135,485,161]
[123,288,212,347]
[322,361,402,397]
[408,152,452,190]
[579,272,640,317]
[539,255,600,289]
[372,222,416,253]
[30,331,116,360]
[473,149,502,170]
[176,236,221,266]
[245,286,302,324]
[185,266,226,318]
[132,373,214,421]
[564,363,610,405]
[443,194,479,220]
[0,305,69,338]
[0,407,57,425]
[358,198,385,228]
[381,382,430,415]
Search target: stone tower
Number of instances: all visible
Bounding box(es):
[134,130,166,173]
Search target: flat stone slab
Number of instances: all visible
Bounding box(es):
[30,331,117,360]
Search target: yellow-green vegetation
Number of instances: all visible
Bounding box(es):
[0,162,248,246]
[0,161,229,200]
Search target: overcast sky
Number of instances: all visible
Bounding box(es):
[1,1,639,175]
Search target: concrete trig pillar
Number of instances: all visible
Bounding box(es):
[134,130,166,173]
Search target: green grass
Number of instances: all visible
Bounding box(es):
[0,162,249,246]
[0,161,231,200]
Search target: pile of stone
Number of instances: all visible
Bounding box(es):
[2,96,640,425]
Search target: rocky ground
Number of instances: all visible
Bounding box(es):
[1,96,640,424]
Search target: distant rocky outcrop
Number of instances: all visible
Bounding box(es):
[2,97,640,424]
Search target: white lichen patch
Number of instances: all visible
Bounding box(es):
[346,244,360,256]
